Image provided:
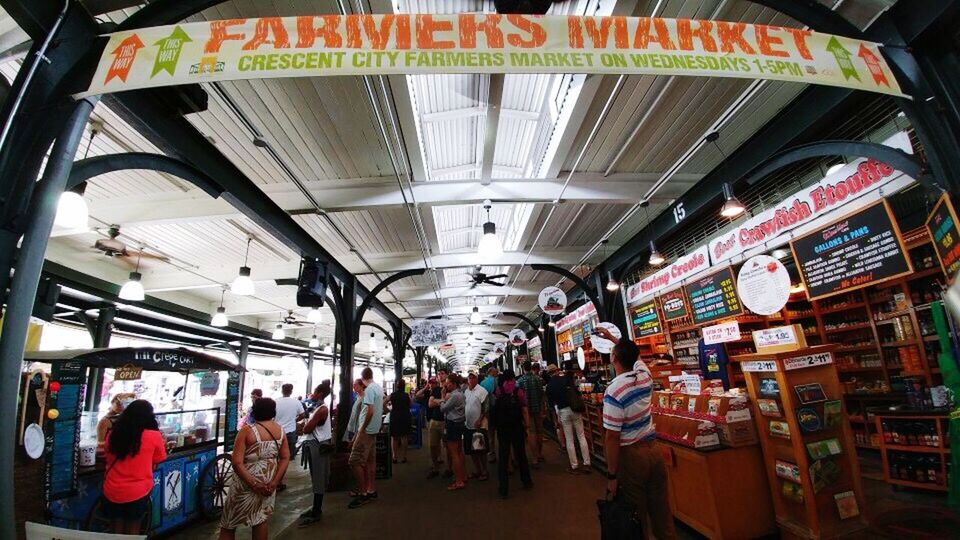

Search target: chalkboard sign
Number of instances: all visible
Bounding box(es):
[925,193,960,284]
[45,360,85,501]
[223,371,241,451]
[791,200,912,300]
[631,300,663,337]
[685,267,743,325]
[660,289,688,321]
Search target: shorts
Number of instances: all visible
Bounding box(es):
[526,411,544,436]
[348,432,376,466]
[428,419,444,451]
[102,494,150,521]
[285,431,299,458]
[445,420,466,444]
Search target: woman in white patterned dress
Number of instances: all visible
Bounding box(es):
[218,397,290,540]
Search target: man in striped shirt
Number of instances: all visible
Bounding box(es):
[597,327,676,540]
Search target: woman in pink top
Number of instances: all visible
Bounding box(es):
[103,399,166,534]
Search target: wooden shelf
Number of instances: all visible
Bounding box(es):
[818,302,867,315]
[880,340,920,347]
[855,443,881,450]
[837,366,884,373]
[908,267,943,281]
[837,345,879,353]
[824,323,873,334]
[884,443,947,454]
[886,478,948,491]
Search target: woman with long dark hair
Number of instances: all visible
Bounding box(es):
[386,380,412,464]
[102,399,166,534]
[218,397,290,540]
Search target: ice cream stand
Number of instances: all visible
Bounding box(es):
[21,347,243,536]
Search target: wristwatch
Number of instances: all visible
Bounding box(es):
[605,471,617,480]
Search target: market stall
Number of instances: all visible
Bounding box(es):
[19,347,244,536]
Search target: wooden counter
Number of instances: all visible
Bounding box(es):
[657,440,775,540]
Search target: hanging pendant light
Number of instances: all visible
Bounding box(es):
[307,307,323,323]
[54,191,89,231]
[368,332,378,351]
[211,289,229,327]
[648,240,666,266]
[605,271,620,292]
[720,182,746,218]
[477,199,503,259]
[231,237,255,296]
[309,334,320,348]
[548,318,556,328]
[272,323,286,341]
[470,306,482,325]
[119,248,145,301]
[323,343,333,354]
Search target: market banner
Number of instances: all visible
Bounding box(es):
[79,14,905,97]
[708,132,914,266]
[626,245,710,304]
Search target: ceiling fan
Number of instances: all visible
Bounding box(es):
[93,225,168,267]
[279,310,312,327]
[468,266,508,289]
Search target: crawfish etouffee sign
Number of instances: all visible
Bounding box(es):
[81,14,904,97]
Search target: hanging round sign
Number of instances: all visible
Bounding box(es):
[509,329,526,347]
[538,286,567,316]
[576,347,586,371]
[590,322,621,354]
[493,342,506,357]
[23,423,45,459]
[736,255,791,316]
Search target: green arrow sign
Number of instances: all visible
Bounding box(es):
[826,36,860,82]
[152,26,192,78]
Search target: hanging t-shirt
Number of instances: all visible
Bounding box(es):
[698,338,730,390]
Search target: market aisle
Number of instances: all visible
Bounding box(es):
[279,440,617,540]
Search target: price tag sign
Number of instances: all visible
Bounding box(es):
[925,193,960,284]
[753,325,803,353]
[703,321,740,345]
[783,352,834,371]
[681,373,702,395]
[741,361,778,372]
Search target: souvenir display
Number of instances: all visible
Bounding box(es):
[796,407,823,433]
[794,383,827,404]
[757,398,782,417]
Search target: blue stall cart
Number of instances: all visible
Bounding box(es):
[25,347,244,537]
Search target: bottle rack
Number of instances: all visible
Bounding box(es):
[874,413,951,491]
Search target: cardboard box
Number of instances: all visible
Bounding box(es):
[718,419,759,447]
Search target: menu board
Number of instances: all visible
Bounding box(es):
[685,267,743,325]
[659,289,688,321]
[571,325,584,347]
[925,193,960,284]
[224,371,241,451]
[46,360,85,501]
[631,300,662,337]
[791,200,912,300]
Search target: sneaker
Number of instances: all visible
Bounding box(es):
[367,491,378,500]
[347,495,369,509]
[299,510,318,519]
[567,466,578,474]
[426,470,439,479]
[580,466,592,474]
[298,513,321,527]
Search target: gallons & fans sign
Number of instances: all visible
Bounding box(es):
[81,15,904,97]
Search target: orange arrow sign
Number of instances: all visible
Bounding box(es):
[105,34,145,84]
[857,44,890,87]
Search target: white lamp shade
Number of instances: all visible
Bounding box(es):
[118,272,145,301]
[230,266,255,296]
[477,222,503,258]
[720,197,746,218]
[307,308,323,323]
[323,344,333,354]
[368,335,378,351]
[272,324,286,340]
[309,335,320,348]
[211,307,228,327]
[470,307,482,325]
[54,191,89,231]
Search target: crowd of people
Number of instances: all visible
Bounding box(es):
[93,331,675,538]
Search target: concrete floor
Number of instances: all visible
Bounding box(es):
[169,442,957,540]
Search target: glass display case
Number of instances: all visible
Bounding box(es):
[156,408,221,452]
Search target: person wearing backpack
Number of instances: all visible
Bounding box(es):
[493,369,533,498]
[545,364,592,474]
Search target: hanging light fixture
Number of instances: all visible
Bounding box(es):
[323,343,333,354]
[477,199,503,259]
[648,241,665,266]
[231,237,256,296]
[720,182,746,218]
[211,289,229,327]
[605,271,620,292]
[309,334,320,348]
[118,248,145,301]
[548,318,556,328]
[307,307,323,323]
[470,306,482,325]
[272,323,286,341]
[368,332,378,351]
[54,191,89,231]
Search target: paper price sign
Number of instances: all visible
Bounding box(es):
[783,352,834,371]
[702,321,740,345]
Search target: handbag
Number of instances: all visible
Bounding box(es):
[567,385,586,413]
[597,491,643,540]
[470,430,488,453]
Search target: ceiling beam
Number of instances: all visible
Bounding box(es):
[87,173,698,228]
[481,74,504,181]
